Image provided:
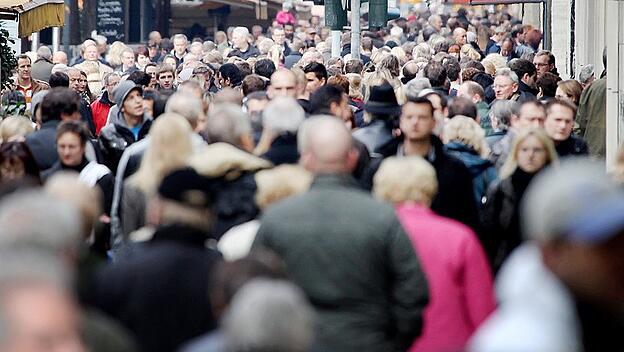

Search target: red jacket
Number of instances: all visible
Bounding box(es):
[91,91,114,135]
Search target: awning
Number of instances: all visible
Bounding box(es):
[0,0,64,37]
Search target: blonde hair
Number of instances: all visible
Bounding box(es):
[0,115,34,143]
[128,113,194,194]
[412,43,432,61]
[481,53,507,76]
[442,116,489,158]
[460,44,481,61]
[362,70,404,104]
[373,156,438,205]
[258,38,275,55]
[500,128,558,179]
[106,41,128,68]
[344,73,363,100]
[390,47,408,66]
[255,165,312,210]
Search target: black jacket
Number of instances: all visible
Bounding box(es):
[555,135,589,157]
[518,80,538,99]
[352,119,396,158]
[25,119,61,172]
[227,45,260,60]
[483,168,536,272]
[362,135,481,234]
[261,133,299,165]
[89,224,221,352]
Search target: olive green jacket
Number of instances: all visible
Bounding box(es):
[253,174,429,352]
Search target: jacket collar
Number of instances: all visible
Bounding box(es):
[41,119,61,130]
[151,223,210,247]
[310,173,360,190]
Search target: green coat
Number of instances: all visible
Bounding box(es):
[576,77,606,157]
[253,174,429,352]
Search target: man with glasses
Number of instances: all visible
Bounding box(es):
[67,68,96,135]
[92,72,120,135]
[533,50,559,78]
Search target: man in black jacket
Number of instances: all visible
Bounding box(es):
[544,99,589,157]
[362,97,481,234]
[509,59,539,100]
[89,168,222,352]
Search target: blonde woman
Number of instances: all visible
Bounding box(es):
[481,53,507,76]
[218,165,313,260]
[120,113,195,239]
[460,44,482,61]
[484,128,558,272]
[443,116,497,208]
[106,41,128,69]
[0,115,34,143]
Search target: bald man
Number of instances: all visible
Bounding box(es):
[52,51,68,65]
[268,69,297,99]
[253,116,429,352]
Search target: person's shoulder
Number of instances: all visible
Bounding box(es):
[33,79,50,88]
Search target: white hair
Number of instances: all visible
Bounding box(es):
[495,67,520,84]
[172,33,188,43]
[263,97,305,134]
[233,27,250,37]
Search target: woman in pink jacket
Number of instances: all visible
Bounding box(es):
[374,156,496,352]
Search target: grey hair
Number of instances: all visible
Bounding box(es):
[222,279,314,352]
[578,64,595,84]
[404,78,432,100]
[0,190,82,253]
[205,103,251,146]
[495,67,519,84]
[172,33,188,43]
[166,92,203,127]
[102,72,120,86]
[233,27,250,37]
[263,97,305,134]
[37,45,52,60]
[489,100,520,130]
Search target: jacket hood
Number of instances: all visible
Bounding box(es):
[112,108,151,130]
[190,142,273,180]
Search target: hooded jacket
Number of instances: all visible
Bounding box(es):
[98,109,152,173]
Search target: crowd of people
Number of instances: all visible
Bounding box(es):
[0,2,621,352]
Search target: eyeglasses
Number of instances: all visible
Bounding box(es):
[70,78,87,83]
